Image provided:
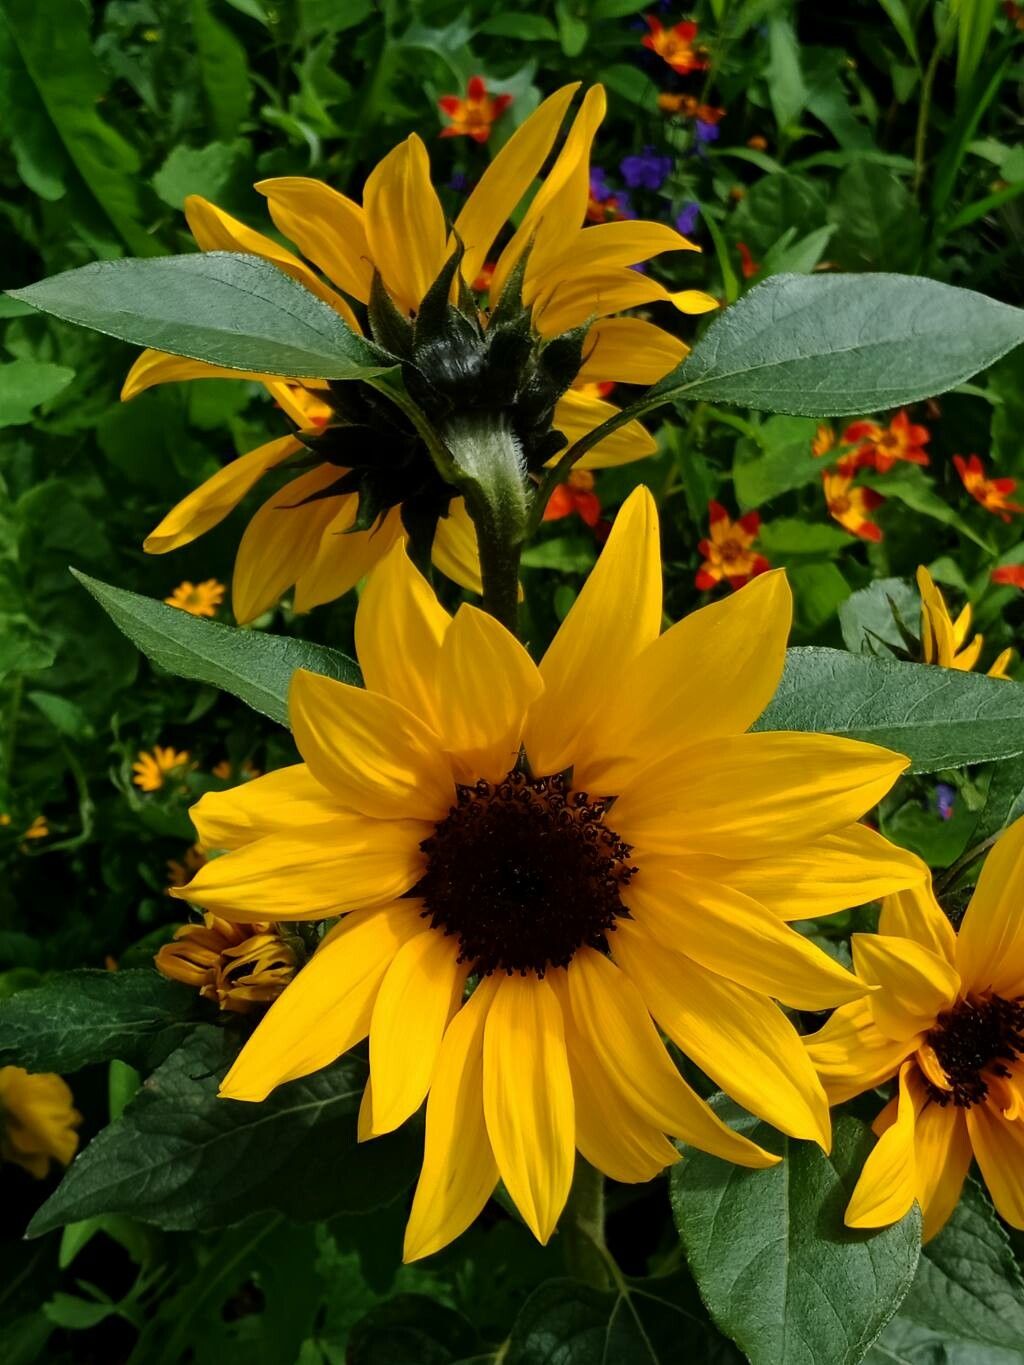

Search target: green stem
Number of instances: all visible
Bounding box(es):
[934,830,1001,895]
[561,1159,613,1290]
[913,15,957,199]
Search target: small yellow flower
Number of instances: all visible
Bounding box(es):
[0,1067,81,1178]
[172,487,922,1261]
[22,815,48,840]
[164,578,226,617]
[155,913,297,1014]
[917,566,1013,679]
[132,745,192,792]
[167,843,207,889]
[806,816,1024,1239]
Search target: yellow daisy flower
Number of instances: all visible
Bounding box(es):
[164,578,226,617]
[806,817,1024,1240]
[0,1066,81,1178]
[132,744,192,792]
[917,565,1013,679]
[171,487,921,1260]
[123,83,715,623]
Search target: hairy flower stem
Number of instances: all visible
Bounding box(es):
[562,1159,614,1290]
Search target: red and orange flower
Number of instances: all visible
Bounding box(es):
[993,565,1024,589]
[823,472,884,542]
[954,454,1024,523]
[695,501,770,591]
[643,16,708,75]
[543,469,602,529]
[840,410,930,475]
[438,76,512,143]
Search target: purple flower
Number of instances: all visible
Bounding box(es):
[935,783,955,821]
[695,120,720,144]
[619,146,673,191]
[590,166,613,199]
[448,170,470,192]
[675,201,700,235]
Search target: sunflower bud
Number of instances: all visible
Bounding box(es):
[155,913,298,1014]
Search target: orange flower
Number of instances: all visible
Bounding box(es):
[954,454,1024,523]
[747,134,769,150]
[438,76,512,143]
[695,501,770,590]
[993,565,1024,589]
[657,93,725,123]
[543,469,602,529]
[1004,1,1024,30]
[573,381,616,401]
[811,424,835,458]
[737,242,759,279]
[823,472,884,542]
[164,578,225,617]
[643,16,708,75]
[471,261,496,293]
[841,410,930,475]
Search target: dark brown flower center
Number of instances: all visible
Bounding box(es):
[924,994,1024,1107]
[416,770,636,976]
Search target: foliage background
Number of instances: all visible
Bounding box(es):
[3,0,1024,1361]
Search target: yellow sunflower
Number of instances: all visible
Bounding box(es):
[171,487,922,1260]
[806,817,1024,1239]
[917,565,1013,678]
[132,744,191,792]
[124,83,714,623]
[0,1066,81,1178]
[164,577,226,617]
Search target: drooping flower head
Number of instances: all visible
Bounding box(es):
[841,410,930,475]
[954,454,1024,523]
[164,578,225,617]
[822,471,885,541]
[155,913,297,1013]
[173,488,921,1259]
[438,76,512,142]
[643,16,708,75]
[806,818,1024,1238]
[0,1067,81,1178]
[123,85,715,622]
[695,500,769,591]
[132,745,192,792]
[917,565,1013,679]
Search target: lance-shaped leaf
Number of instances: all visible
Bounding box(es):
[6,252,393,380]
[73,569,360,726]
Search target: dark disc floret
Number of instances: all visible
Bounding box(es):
[415,769,637,977]
[923,994,1024,1107]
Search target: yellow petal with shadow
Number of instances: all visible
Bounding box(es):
[552,390,655,470]
[256,176,373,302]
[955,813,1024,997]
[122,349,277,401]
[845,1061,919,1228]
[576,318,687,386]
[363,135,448,316]
[293,505,404,615]
[190,763,340,850]
[851,933,960,1041]
[803,996,913,1104]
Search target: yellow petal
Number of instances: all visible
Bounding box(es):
[256,176,373,302]
[612,919,831,1148]
[576,318,687,386]
[956,813,1024,996]
[363,135,448,315]
[170,818,427,921]
[879,877,957,963]
[534,221,697,291]
[851,934,960,1041]
[431,498,484,594]
[917,565,956,667]
[368,928,468,1135]
[713,825,929,922]
[577,570,791,792]
[966,1100,1024,1228]
[404,977,500,1261]
[803,997,913,1105]
[219,902,421,1100]
[523,485,661,777]
[532,269,716,338]
[482,973,575,1244]
[183,194,361,329]
[122,349,277,402]
[612,732,909,859]
[144,434,300,555]
[355,539,451,730]
[845,1062,919,1228]
[564,949,778,1168]
[190,763,340,849]
[629,871,868,1011]
[454,82,580,289]
[231,465,344,623]
[293,503,404,614]
[913,1083,972,1241]
[436,605,543,783]
[289,668,453,821]
[553,390,656,470]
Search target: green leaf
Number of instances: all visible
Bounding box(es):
[29,1027,419,1234]
[756,518,851,560]
[505,1273,742,1364]
[151,140,251,211]
[757,647,1024,772]
[476,13,558,39]
[839,577,921,655]
[7,252,394,381]
[672,1110,921,1365]
[862,466,994,552]
[0,360,74,426]
[72,569,360,726]
[732,415,825,509]
[829,163,923,272]
[0,970,199,1073]
[766,15,807,130]
[192,0,251,140]
[348,1295,484,1364]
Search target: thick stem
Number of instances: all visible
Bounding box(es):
[471,496,523,634]
[561,1159,613,1290]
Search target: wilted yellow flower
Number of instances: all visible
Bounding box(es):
[132,745,192,792]
[0,1067,81,1178]
[917,566,1013,679]
[171,486,921,1260]
[155,913,297,1013]
[164,578,226,617]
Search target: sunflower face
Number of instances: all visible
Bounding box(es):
[172,485,926,1259]
[127,83,714,621]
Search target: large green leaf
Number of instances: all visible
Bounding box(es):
[0,970,199,1073]
[29,1027,419,1235]
[756,647,1024,771]
[7,252,393,380]
[347,1296,485,1364]
[73,570,360,726]
[671,1110,921,1365]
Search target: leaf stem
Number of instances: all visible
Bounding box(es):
[913,14,957,199]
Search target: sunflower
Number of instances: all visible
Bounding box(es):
[132,744,192,792]
[806,818,1024,1239]
[917,565,1013,679]
[123,83,715,623]
[164,578,226,617]
[172,487,922,1259]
